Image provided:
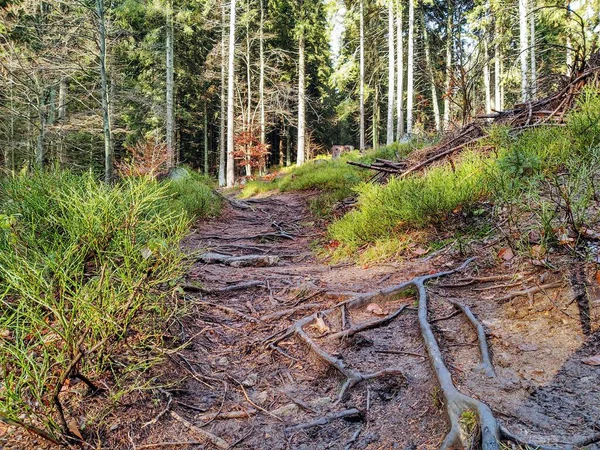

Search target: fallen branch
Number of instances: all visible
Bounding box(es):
[326,305,408,340]
[194,409,256,422]
[285,408,362,433]
[170,411,229,449]
[182,280,264,295]
[142,389,173,428]
[495,281,563,302]
[197,252,280,267]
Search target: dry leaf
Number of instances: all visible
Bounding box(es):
[67,418,84,441]
[498,247,514,261]
[0,422,7,437]
[366,303,386,316]
[314,316,330,334]
[530,245,545,259]
[581,355,600,366]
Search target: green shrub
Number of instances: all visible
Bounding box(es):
[0,170,189,442]
[166,178,221,219]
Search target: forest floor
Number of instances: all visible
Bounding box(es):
[132,191,600,450]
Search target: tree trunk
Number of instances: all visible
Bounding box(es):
[483,38,492,114]
[58,77,67,121]
[396,1,404,140]
[219,0,226,186]
[36,91,46,168]
[443,0,452,130]
[297,27,306,165]
[97,0,112,183]
[386,0,394,145]
[422,3,440,132]
[494,19,502,111]
[259,0,266,148]
[286,124,291,166]
[226,0,237,187]
[204,102,209,175]
[359,0,365,151]
[529,0,536,98]
[372,83,379,150]
[406,0,415,135]
[245,13,252,176]
[166,0,175,168]
[519,0,529,102]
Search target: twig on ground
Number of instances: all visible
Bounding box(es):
[142,389,173,428]
[170,411,229,449]
[285,408,363,433]
[495,281,563,302]
[182,280,264,295]
[194,299,262,323]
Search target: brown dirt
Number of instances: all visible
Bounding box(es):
[4,191,600,449]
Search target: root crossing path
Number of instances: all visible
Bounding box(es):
[141,193,600,450]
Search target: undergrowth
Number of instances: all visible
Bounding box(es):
[328,86,600,261]
[164,167,221,219]
[0,170,201,443]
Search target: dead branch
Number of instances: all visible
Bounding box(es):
[142,389,173,428]
[170,411,229,449]
[194,409,257,422]
[193,299,262,323]
[495,281,563,302]
[285,408,362,433]
[182,280,264,295]
[326,305,408,340]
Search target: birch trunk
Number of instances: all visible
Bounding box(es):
[386,0,395,145]
[406,0,415,135]
[226,0,237,187]
[245,15,252,176]
[58,78,67,121]
[519,0,529,102]
[359,0,365,151]
[219,0,226,186]
[372,83,379,150]
[204,102,209,175]
[166,0,175,168]
[396,1,404,140]
[97,0,112,183]
[259,0,265,147]
[36,90,46,168]
[483,38,492,114]
[494,19,502,111]
[529,0,536,98]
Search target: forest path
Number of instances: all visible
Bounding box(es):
[142,192,600,450]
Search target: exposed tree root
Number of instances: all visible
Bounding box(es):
[326,305,408,340]
[169,411,229,449]
[285,408,362,433]
[495,281,563,302]
[183,280,264,295]
[197,252,280,267]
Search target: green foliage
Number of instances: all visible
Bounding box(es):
[566,86,600,151]
[164,168,221,220]
[0,170,190,440]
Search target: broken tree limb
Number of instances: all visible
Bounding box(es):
[446,300,495,377]
[197,252,280,267]
[285,408,362,433]
[495,281,563,302]
[170,411,229,449]
[182,280,264,295]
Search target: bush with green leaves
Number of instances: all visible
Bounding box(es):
[0,171,190,443]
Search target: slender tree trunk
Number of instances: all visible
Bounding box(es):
[519,0,529,102]
[529,0,536,98]
[226,0,237,187]
[97,0,112,183]
[204,102,209,175]
[386,0,395,145]
[245,14,252,176]
[396,1,404,140]
[279,130,284,166]
[259,0,265,147]
[166,0,175,168]
[36,91,46,168]
[297,27,306,165]
[286,124,291,166]
[500,56,505,110]
[372,83,379,150]
[58,78,67,120]
[483,38,492,114]
[219,0,226,186]
[406,0,415,134]
[359,0,365,151]
[443,0,452,130]
[422,4,440,132]
[494,19,502,111]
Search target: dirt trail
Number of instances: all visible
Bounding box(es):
[140,192,600,450]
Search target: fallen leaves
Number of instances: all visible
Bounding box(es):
[498,247,514,261]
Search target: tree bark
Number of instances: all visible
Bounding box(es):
[297,23,306,165]
[406,0,415,135]
[519,0,529,102]
[359,0,365,151]
[245,9,252,176]
[219,0,226,186]
[529,0,536,98]
[483,38,492,114]
[386,0,395,145]
[396,0,404,140]
[259,0,266,148]
[372,83,379,150]
[204,102,209,175]
[36,90,46,168]
[97,0,112,183]
[494,18,502,111]
[226,0,237,187]
[58,77,67,121]
[166,0,175,168]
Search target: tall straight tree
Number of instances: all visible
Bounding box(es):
[359,0,365,151]
[219,0,226,186]
[259,0,266,148]
[529,0,536,98]
[97,0,112,183]
[494,10,502,111]
[166,0,175,168]
[226,0,237,186]
[422,2,440,132]
[296,0,306,165]
[519,0,529,102]
[396,0,404,140]
[443,0,452,129]
[406,0,414,134]
[386,0,395,145]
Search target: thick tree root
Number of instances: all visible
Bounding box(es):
[197,252,280,267]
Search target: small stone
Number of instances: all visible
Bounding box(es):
[271,403,298,417]
[251,390,269,404]
[242,373,258,387]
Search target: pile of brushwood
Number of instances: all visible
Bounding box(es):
[352,52,600,181]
